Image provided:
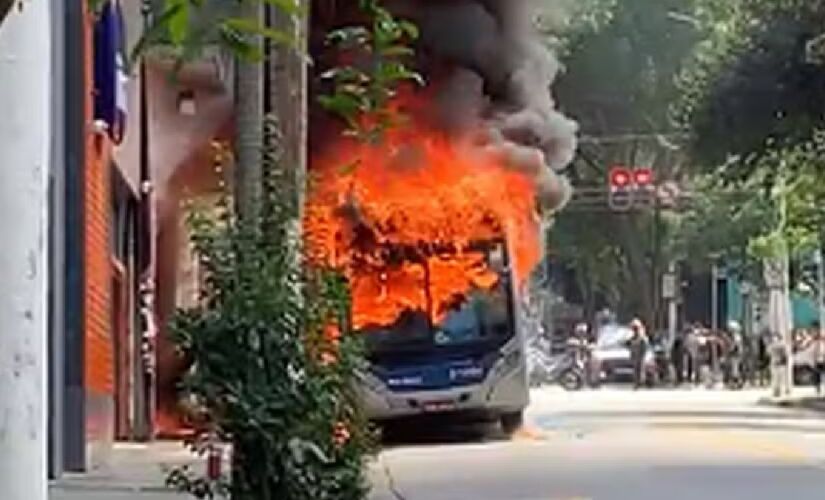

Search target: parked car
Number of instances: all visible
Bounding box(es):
[590,324,657,384]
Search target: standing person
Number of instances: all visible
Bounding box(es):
[672,332,686,386]
[694,326,712,386]
[769,332,789,398]
[575,322,600,387]
[756,329,770,386]
[684,325,700,385]
[726,321,745,387]
[813,329,825,395]
[628,318,650,389]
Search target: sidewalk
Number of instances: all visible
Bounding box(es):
[49,441,395,500]
[50,442,196,500]
[757,386,825,413]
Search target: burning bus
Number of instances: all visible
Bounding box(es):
[355,237,528,431]
[307,0,578,431]
[305,115,566,431]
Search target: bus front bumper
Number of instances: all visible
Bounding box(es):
[359,363,529,421]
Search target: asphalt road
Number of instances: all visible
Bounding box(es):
[370,387,825,500]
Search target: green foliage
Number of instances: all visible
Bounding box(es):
[676,131,825,286]
[318,0,422,142]
[748,133,825,255]
[555,0,700,137]
[549,0,702,323]
[676,0,825,173]
[674,174,772,281]
[132,0,303,67]
[535,0,618,56]
[167,122,374,500]
[551,211,627,313]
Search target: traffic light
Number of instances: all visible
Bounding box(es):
[633,168,656,208]
[608,166,633,211]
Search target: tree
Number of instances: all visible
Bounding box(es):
[233,0,266,222]
[153,2,421,498]
[676,0,825,175]
[546,0,702,326]
[673,175,773,282]
[167,128,373,500]
[676,0,825,283]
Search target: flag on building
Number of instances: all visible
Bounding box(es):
[94,0,128,144]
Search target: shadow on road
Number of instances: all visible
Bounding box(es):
[378,416,507,449]
[551,409,823,422]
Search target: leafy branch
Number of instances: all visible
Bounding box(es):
[129,0,304,68]
[317,0,423,143]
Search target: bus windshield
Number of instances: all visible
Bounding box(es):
[362,240,516,358]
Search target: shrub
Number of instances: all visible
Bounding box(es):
[167,121,374,500]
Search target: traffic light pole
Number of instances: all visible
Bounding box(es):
[651,198,663,332]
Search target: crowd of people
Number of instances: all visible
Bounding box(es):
[560,317,825,394]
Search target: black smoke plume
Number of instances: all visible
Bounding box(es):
[389,0,578,212]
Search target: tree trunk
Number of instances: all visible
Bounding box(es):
[0,1,51,498]
[230,2,264,493]
[233,1,265,222]
[618,217,654,326]
[267,1,309,236]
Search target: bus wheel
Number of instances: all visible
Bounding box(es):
[501,411,524,435]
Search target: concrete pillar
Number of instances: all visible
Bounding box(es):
[0,0,53,498]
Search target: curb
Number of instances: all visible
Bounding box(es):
[50,474,172,494]
[50,482,173,494]
[758,396,825,413]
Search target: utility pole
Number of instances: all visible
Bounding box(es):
[815,247,825,336]
[711,261,719,331]
[779,172,794,396]
[664,261,678,348]
[0,0,52,498]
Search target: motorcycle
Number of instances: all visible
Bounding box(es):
[528,337,587,391]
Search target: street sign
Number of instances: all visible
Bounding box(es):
[662,273,677,299]
[657,181,680,208]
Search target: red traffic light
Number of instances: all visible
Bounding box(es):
[633,168,654,186]
[609,167,632,189]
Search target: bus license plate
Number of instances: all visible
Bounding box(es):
[422,401,455,412]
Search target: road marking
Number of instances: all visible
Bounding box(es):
[658,428,812,464]
[709,430,812,463]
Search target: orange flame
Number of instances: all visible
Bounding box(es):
[306,96,541,331]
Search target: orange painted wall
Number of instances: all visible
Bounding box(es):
[83,4,115,447]
[84,133,114,397]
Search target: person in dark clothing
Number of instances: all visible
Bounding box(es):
[628,318,650,389]
[672,334,686,386]
[756,331,770,386]
[811,329,825,395]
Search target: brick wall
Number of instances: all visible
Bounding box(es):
[83,4,115,462]
[84,136,113,397]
